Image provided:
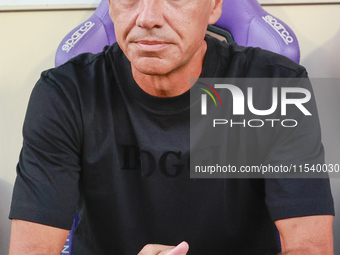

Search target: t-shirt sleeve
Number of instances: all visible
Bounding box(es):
[263,70,335,221]
[9,73,82,230]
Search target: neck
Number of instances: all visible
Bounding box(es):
[131,41,207,98]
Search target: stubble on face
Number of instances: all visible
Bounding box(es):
[109,0,221,96]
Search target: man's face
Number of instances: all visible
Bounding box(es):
[108,0,222,76]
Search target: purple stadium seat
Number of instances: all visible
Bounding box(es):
[55,0,300,67]
[58,0,296,253]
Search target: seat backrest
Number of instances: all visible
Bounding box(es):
[55,0,300,67]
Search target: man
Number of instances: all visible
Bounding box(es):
[9,0,334,254]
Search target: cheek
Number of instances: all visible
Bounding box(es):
[109,3,137,35]
[173,8,209,38]
[108,2,121,24]
[112,17,134,46]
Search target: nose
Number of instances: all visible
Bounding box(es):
[136,0,165,29]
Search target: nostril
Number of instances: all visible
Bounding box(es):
[136,1,165,29]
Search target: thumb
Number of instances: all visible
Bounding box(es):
[162,241,189,255]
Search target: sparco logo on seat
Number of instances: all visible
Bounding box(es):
[262,15,294,45]
[62,21,95,53]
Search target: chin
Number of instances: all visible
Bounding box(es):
[133,59,174,76]
[138,68,169,76]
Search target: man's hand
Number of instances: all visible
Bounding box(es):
[138,241,189,255]
[275,215,333,254]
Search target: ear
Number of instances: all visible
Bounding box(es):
[208,0,223,25]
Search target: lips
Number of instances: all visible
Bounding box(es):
[134,40,171,51]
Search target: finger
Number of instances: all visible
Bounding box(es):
[161,242,189,255]
[138,244,175,255]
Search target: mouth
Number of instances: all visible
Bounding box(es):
[134,40,171,51]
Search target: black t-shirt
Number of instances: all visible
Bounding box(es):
[10,35,334,254]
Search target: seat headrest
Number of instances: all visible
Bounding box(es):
[55,0,300,67]
[55,0,115,66]
[215,0,300,63]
